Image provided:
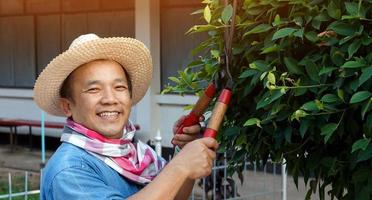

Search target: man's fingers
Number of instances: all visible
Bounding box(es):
[200,137,219,151]
[173,115,186,133]
[206,148,216,160]
[199,115,205,122]
[173,134,197,142]
[183,124,201,135]
[173,141,187,148]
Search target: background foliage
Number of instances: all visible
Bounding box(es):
[163,0,372,199]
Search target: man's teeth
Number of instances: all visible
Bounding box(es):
[99,112,119,117]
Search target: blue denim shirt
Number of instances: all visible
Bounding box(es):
[41,143,140,200]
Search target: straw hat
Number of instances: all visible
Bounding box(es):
[33,33,153,116]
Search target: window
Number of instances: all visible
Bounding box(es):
[0,0,134,88]
[160,0,206,89]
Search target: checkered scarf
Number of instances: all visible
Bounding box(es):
[60,119,166,185]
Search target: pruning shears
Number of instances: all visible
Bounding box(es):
[174,0,237,140]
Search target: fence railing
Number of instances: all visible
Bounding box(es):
[1,133,287,200]
[0,160,287,200]
[0,171,40,200]
[188,154,287,200]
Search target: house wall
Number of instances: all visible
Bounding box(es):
[0,0,202,147]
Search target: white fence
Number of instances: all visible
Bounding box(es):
[0,171,40,200]
[0,160,287,200]
[189,157,287,200]
[0,134,287,200]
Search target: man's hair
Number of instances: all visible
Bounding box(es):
[60,61,132,101]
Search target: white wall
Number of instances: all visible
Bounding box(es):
[0,0,199,148]
[0,90,198,147]
[0,88,64,137]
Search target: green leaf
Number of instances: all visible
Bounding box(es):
[291,109,308,121]
[284,57,304,75]
[243,24,272,36]
[362,35,372,46]
[293,28,304,39]
[327,21,357,36]
[321,123,338,143]
[256,90,285,109]
[357,144,372,162]
[337,89,345,102]
[348,39,362,59]
[350,91,372,104]
[361,100,371,119]
[339,35,355,45]
[300,120,310,138]
[305,31,318,43]
[239,69,257,78]
[272,14,281,26]
[301,101,319,111]
[204,5,211,23]
[330,47,345,66]
[190,8,204,15]
[243,118,261,128]
[341,61,366,69]
[304,61,320,82]
[224,126,240,137]
[293,16,303,27]
[249,60,270,72]
[319,67,337,76]
[168,77,180,84]
[352,138,371,153]
[221,4,233,24]
[321,94,339,103]
[272,28,298,40]
[327,1,341,19]
[210,49,220,58]
[359,66,372,86]
[187,60,204,68]
[345,2,359,16]
[260,44,280,54]
[268,72,276,85]
[186,24,216,34]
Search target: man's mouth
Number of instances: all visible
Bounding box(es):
[97,111,120,120]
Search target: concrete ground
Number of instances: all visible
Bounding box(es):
[0,144,331,200]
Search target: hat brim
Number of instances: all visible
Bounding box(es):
[33,37,153,116]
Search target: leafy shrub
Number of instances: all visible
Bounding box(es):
[164,0,372,199]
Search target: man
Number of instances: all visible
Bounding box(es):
[33,34,218,199]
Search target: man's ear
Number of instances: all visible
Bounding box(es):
[59,98,73,117]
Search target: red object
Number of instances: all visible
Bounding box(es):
[175,112,199,135]
[203,128,217,138]
[203,88,232,139]
[217,89,232,104]
[175,83,216,135]
[205,83,216,98]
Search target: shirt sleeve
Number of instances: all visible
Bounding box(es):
[50,166,129,200]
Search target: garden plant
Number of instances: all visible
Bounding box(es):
[163,0,372,199]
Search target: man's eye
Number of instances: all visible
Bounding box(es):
[116,85,127,90]
[87,88,99,92]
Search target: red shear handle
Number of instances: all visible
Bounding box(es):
[176,83,216,135]
[203,88,232,138]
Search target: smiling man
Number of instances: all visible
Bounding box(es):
[34,34,217,200]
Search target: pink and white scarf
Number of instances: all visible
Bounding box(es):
[60,119,166,185]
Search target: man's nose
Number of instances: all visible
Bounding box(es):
[100,88,118,104]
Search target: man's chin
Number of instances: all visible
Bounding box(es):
[97,128,124,139]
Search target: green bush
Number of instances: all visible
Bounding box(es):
[164,0,372,199]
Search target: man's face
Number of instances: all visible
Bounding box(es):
[60,60,132,139]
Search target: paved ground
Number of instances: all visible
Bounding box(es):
[0,144,331,200]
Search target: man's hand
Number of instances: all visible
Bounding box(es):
[170,137,218,179]
[172,115,204,148]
